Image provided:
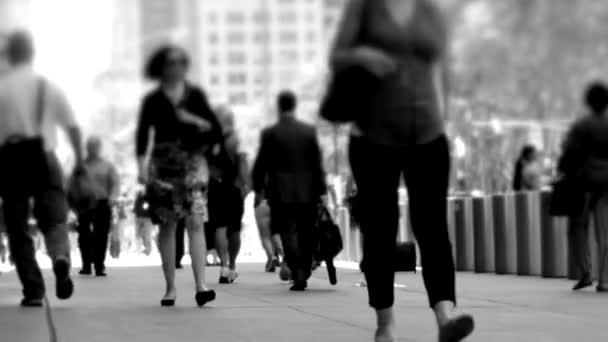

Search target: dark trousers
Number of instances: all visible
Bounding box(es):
[271,202,317,283]
[77,200,112,271]
[176,217,186,266]
[1,150,70,299]
[349,135,456,310]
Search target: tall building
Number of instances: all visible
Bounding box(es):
[197,0,327,107]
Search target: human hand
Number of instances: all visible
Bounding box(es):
[177,109,212,132]
[354,46,398,77]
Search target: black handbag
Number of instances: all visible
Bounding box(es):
[313,205,344,262]
[320,0,379,124]
[320,65,380,123]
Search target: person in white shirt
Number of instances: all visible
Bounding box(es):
[0,30,83,307]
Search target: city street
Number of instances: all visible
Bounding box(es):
[1,263,607,342]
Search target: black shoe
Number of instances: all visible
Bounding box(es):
[195,290,216,307]
[573,275,593,291]
[176,264,184,269]
[290,281,307,292]
[160,298,176,307]
[598,285,608,293]
[273,257,281,268]
[54,259,74,300]
[79,268,92,275]
[265,260,276,273]
[95,270,107,277]
[20,297,44,307]
[327,263,337,286]
[439,314,475,342]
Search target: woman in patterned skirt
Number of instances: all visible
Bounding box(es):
[135,45,224,307]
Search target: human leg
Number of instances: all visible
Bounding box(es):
[592,194,608,290]
[403,136,473,341]
[348,137,401,341]
[92,201,112,276]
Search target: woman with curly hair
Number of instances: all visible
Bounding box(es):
[135,45,223,307]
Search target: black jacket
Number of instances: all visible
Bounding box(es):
[252,117,326,205]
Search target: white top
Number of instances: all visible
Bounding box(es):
[0,65,77,151]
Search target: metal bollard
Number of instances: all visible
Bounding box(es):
[473,196,495,273]
[454,197,475,271]
[540,191,568,278]
[493,194,518,274]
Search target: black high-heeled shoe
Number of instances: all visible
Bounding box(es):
[160,295,176,307]
[195,290,216,307]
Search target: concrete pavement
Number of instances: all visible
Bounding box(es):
[1,263,607,342]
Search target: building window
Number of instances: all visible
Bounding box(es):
[209,75,220,85]
[208,13,218,24]
[228,72,247,85]
[228,51,247,65]
[209,33,219,44]
[226,11,245,24]
[279,50,298,64]
[306,50,316,61]
[279,31,297,44]
[253,31,269,44]
[306,31,316,43]
[209,54,220,65]
[253,11,269,24]
[278,11,297,24]
[229,92,248,105]
[227,32,246,44]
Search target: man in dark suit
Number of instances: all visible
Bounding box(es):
[252,91,326,291]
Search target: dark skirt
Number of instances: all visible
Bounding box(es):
[146,142,210,226]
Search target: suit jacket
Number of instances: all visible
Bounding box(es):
[252,117,326,205]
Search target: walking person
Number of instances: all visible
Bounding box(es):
[207,105,250,284]
[136,45,223,307]
[559,82,608,293]
[330,0,474,340]
[74,137,119,276]
[0,30,82,306]
[252,91,327,291]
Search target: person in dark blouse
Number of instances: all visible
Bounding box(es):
[331,0,473,341]
[135,45,222,307]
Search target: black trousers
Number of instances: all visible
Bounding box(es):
[1,148,70,299]
[270,202,317,283]
[77,200,112,271]
[350,135,456,310]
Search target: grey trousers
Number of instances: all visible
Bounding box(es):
[569,193,608,285]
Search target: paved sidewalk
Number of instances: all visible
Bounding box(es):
[1,263,607,342]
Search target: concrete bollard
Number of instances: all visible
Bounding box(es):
[473,196,495,273]
[453,197,475,271]
[494,194,518,274]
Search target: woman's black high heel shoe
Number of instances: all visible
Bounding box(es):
[195,290,216,307]
[161,298,176,307]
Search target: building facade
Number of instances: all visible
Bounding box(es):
[196,0,327,107]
